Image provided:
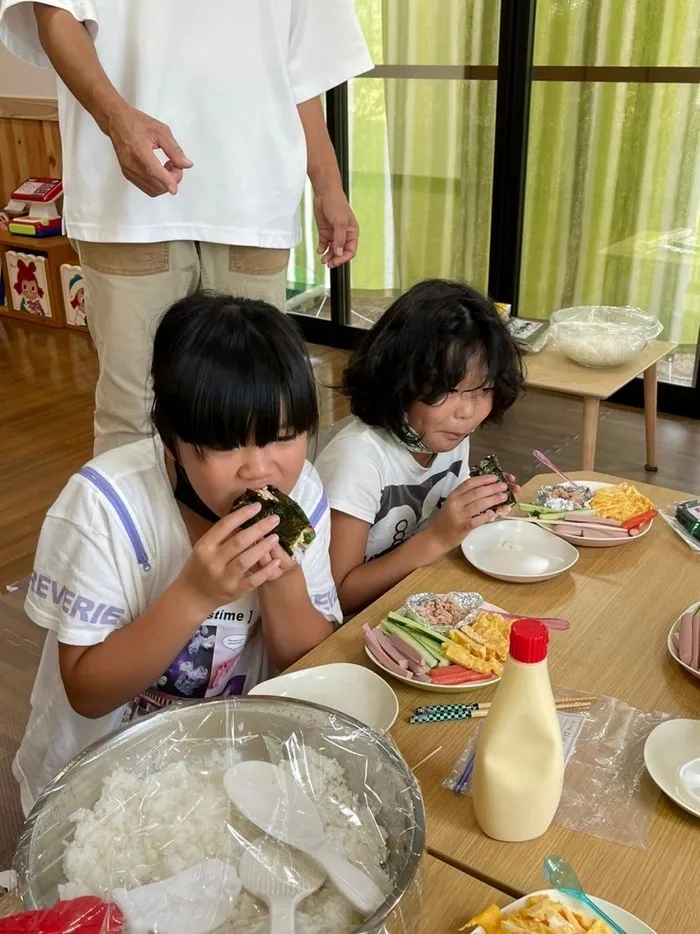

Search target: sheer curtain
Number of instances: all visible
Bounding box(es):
[522,0,700,342]
[291,0,700,345]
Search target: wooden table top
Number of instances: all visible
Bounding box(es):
[291,473,699,934]
[415,856,510,933]
[523,341,677,398]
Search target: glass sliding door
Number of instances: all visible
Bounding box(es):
[288,0,501,342]
[519,0,700,414]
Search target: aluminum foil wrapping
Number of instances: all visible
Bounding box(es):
[403,592,483,635]
[536,483,593,512]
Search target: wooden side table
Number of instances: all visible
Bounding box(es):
[0,229,78,328]
[523,340,677,471]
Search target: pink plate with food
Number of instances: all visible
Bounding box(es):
[667,602,700,681]
[362,593,509,694]
[522,481,656,548]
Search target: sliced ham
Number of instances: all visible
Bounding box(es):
[566,514,622,527]
[679,613,694,665]
[371,628,410,668]
[386,632,425,665]
[363,625,413,678]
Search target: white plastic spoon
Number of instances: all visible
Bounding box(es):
[238,837,325,934]
[224,761,384,917]
[112,858,242,934]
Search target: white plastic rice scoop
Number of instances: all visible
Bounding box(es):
[112,857,242,934]
[238,837,325,934]
[224,761,384,916]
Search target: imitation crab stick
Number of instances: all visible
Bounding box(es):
[430,665,494,684]
[622,509,658,530]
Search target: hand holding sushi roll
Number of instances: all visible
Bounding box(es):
[179,502,284,613]
[422,469,517,556]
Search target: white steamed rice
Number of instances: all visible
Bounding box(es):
[59,745,390,933]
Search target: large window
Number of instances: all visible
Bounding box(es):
[288,0,700,415]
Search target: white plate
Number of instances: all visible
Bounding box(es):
[667,602,700,681]
[461,519,579,583]
[544,481,654,548]
[473,888,655,934]
[364,602,505,694]
[644,718,700,818]
[248,663,399,733]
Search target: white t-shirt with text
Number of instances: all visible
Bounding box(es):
[0,0,372,245]
[13,437,340,814]
[315,418,471,560]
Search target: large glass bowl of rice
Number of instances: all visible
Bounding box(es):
[14,697,425,934]
[549,305,663,368]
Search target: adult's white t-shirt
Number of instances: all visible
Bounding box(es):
[13,437,341,814]
[315,417,471,560]
[0,0,372,245]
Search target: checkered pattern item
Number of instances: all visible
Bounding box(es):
[410,703,478,724]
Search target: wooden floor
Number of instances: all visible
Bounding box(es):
[2,315,700,588]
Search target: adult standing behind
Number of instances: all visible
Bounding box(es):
[0,0,371,455]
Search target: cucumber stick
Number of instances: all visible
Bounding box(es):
[385,611,444,645]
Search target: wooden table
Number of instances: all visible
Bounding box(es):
[291,473,699,934]
[524,341,676,471]
[415,856,510,933]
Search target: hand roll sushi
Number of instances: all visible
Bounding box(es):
[470,454,517,516]
[231,486,316,561]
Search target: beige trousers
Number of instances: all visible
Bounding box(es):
[77,241,290,456]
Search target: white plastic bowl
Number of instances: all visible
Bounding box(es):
[473,888,655,934]
[249,662,399,733]
[550,305,662,368]
[461,519,579,583]
[644,719,700,819]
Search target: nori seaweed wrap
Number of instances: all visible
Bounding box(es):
[231,486,316,561]
[470,454,517,512]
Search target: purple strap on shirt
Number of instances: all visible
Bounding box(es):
[79,466,152,572]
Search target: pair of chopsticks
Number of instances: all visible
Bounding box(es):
[410,696,594,725]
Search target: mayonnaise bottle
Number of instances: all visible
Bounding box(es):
[471,618,564,841]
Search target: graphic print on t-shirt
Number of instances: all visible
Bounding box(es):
[135,598,258,714]
[369,460,463,559]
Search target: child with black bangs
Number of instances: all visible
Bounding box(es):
[316,279,523,614]
[14,292,340,814]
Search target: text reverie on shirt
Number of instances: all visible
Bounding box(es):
[29,570,126,626]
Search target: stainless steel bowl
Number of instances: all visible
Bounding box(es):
[14,697,425,933]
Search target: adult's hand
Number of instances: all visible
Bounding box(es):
[107,105,193,197]
[314,186,359,267]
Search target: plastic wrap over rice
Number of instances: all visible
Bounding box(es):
[403,592,483,634]
[15,699,424,934]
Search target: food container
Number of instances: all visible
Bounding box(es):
[549,305,663,368]
[403,591,483,635]
[536,483,593,512]
[14,697,425,934]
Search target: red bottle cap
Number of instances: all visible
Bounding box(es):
[509,618,549,663]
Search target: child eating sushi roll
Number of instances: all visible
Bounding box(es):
[14,293,341,815]
[316,279,523,614]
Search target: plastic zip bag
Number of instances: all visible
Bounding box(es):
[444,688,671,850]
[659,502,700,554]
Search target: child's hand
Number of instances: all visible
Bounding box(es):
[256,543,300,584]
[424,474,512,555]
[178,503,283,611]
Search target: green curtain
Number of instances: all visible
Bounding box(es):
[290,0,700,345]
[522,0,700,343]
